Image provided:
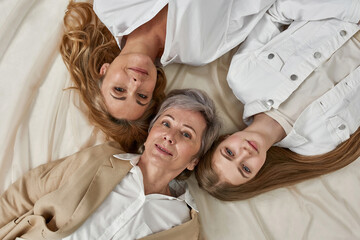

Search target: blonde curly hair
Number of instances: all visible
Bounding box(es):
[60,1,166,152]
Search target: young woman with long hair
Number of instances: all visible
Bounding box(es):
[196,1,360,201]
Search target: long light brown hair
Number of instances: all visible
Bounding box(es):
[196,127,360,201]
[60,1,166,152]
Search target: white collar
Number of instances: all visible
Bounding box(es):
[113,153,198,211]
[113,153,140,166]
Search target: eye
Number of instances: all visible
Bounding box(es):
[226,148,234,156]
[114,87,124,92]
[138,93,148,99]
[162,121,170,128]
[182,132,192,139]
[242,164,251,173]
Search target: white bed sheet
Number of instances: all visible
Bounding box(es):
[0,0,359,239]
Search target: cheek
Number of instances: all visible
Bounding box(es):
[144,130,155,148]
[184,143,200,160]
[146,126,162,143]
[146,76,157,94]
[255,155,266,172]
[143,138,150,149]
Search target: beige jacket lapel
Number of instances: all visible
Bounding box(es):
[21,148,133,239]
[140,209,200,240]
[53,156,133,238]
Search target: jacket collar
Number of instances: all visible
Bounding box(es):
[52,151,133,238]
[112,153,198,211]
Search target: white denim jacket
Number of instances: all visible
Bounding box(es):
[228,0,360,155]
[93,0,275,66]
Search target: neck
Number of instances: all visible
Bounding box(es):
[246,113,286,151]
[137,156,174,196]
[121,6,167,61]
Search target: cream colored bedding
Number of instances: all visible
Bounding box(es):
[0,0,359,239]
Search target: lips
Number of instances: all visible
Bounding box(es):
[129,67,148,75]
[155,144,173,156]
[247,140,259,153]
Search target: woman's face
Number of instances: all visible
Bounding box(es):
[142,108,206,175]
[212,131,267,185]
[100,53,158,120]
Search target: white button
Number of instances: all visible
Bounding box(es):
[340,30,347,36]
[290,74,298,81]
[268,53,275,59]
[313,52,321,59]
[266,99,274,107]
[338,124,346,130]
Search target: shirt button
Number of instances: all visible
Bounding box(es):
[268,53,275,59]
[266,99,274,107]
[340,30,347,37]
[290,74,298,81]
[338,124,346,130]
[313,52,322,59]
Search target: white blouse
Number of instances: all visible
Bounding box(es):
[62,153,197,240]
[93,0,275,66]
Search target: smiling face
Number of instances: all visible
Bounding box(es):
[100,53,158,120]
[212,131,267,185]
[142,108,206,176]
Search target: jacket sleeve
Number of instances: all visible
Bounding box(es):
[269,0,360,25]
[0,153,79,228]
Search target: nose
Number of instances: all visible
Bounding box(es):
[235,148,250,164]
[132,76,138,82]
[163,134,175,144]
[128,76,141,94]
[131,76,141,85]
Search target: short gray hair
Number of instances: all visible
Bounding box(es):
[150,88,221,170]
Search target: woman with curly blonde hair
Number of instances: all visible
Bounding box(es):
[60,2,166,152]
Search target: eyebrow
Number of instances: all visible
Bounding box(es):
[110,94,148,107]
[237,167,249,179]
[220,151,231,161]
[220,151,249,179]
[164,114,197,134]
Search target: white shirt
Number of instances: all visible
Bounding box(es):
[93,0,275,66]
[227,0,360,155]
[63,153,197,240]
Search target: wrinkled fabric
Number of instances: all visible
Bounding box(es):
[1,0,360,239]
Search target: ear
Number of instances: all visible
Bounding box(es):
[100,63,110,75]
[186,158,199,171]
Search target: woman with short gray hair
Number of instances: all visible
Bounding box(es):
[150,88,222,180]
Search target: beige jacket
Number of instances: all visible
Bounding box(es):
[0,142,199,240]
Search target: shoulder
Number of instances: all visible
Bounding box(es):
[72,141,124,158]
[46,142,125,174]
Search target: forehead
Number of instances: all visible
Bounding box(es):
[159,108,206,130]
[102,93,146,120]
[212,145,243,185]
[212,146,229,181]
